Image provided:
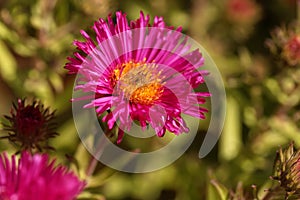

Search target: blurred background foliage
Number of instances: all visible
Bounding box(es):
[0,0,300,199]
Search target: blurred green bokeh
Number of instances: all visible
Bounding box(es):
[0,0,299,199]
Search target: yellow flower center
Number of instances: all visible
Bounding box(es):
[113,60,164,105]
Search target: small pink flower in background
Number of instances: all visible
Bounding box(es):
[226,0,261,24]
[1,99,58,152]
[65,11,209,143]
[0,151,85,200]
[266,23,300,67]
[283,35,300,66]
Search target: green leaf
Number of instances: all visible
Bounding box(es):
[0,40,17,81]
[77,191,106,200]
[219,96,242,161]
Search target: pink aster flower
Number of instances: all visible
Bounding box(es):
[0,151,85,200]
[65,11,209,143]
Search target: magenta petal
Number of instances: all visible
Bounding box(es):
[157,127,166,137]
[117,129,125,144]
[102,113,116,129]
[0,152,85,200]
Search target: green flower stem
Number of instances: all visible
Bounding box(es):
[85,133,107,177]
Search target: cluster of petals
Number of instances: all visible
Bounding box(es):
[0,151,85,200]
[2,99,57,151]
[65,11,210,143]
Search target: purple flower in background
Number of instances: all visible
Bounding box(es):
[65,11,209,143]
[1,99,57,152]
[0,151,85,200]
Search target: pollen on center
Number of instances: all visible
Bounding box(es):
[112,60,164,105]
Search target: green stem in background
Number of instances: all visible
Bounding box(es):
[85,133,107,177]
